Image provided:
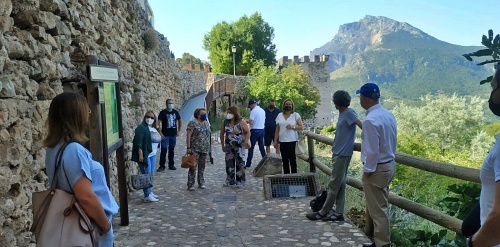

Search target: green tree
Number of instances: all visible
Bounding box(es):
[175,52,203,68]
[202,12,276,75]
[393,94,487,155]
[246,61,320,120]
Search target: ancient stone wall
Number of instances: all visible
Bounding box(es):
[0,0,207,246]
[278,55,331,127]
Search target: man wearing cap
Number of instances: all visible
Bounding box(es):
[246,99,266,168]
[357,83,397,247]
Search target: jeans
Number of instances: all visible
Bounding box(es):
[159,136,177,168]
[139,156,155,197]
[246,129,266,167]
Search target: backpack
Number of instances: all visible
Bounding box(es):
[310,190,327,212]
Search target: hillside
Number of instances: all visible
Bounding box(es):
[310,15,492,106]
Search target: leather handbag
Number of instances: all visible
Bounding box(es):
[181,153,196,168]
[131,173,154,190]
[294,113,306,155]
[30,142,98,247]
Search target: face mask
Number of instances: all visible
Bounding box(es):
[167,104,174,110]
[146,118,154,125]
[200,114,207,121]
[268,105,275,110]
[226,113,234,120]
[489,88,500,116]
[284,105,292,112]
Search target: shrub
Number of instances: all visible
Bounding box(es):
[143,29,159,52]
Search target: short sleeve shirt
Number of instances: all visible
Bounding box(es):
[480,135,500,225]
[187,120,211,153]
[265,108,281,133]
[275,112,301,142]
[332,108,359,156]
[158,109,181,136]
[249,105,266,130]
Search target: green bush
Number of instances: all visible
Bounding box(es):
[143,29,159,52]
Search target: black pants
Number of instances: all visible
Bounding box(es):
[280,141,297,174]
[462,201,481,237]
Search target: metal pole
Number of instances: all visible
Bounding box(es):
[233,52,236,76]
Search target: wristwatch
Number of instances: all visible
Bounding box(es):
[466,237,474,247]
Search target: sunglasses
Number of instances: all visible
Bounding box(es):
[146,116,155,119]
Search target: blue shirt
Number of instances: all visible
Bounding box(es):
[265,107,281,133]
[45,142,119,217]
[332,108,359,156]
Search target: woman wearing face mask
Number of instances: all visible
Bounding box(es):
[186,108,211,191]
[220,106,250,187]
[274,98,303,174]
[132,110,158,202]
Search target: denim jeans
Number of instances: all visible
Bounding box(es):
[159,136,177,168]
[246,129,266,167]
[139,155,155,197]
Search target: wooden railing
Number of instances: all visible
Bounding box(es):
[205,77,236,114]
[297,130,480,234]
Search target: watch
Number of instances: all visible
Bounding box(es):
[466,237,474,247]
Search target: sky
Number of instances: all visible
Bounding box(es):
[148,0,497,62]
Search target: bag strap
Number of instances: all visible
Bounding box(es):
[50,141,76,190]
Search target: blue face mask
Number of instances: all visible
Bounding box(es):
[167,103,174,110]
[200,114,207,121]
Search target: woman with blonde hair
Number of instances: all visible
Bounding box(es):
[186,108,211,190]
[220,106,250,187]
[274,98,303,174]
[132,110,158,202]
[44,92,118,246]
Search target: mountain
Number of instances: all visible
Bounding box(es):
[310,15,492,106]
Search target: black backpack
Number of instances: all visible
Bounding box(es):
[310,190,327,212]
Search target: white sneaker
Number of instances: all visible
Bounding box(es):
[143,194,159,203]
[150,192,159,199]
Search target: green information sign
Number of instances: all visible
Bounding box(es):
[104,82,119,147]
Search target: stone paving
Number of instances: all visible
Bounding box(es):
[113,132,370,247]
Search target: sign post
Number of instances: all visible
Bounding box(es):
[86,59,129,226]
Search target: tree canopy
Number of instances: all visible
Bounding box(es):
[175,52,203,68]
[246,61,320,120]
[202,12,277,75]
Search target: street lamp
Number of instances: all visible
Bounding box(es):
[231,45,236,76]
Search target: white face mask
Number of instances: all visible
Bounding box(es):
[226,113,234,120]
[146,118,154,125]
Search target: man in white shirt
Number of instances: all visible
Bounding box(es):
[246,99,267,168]
[357,83,397,247]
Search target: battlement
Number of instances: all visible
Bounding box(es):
[278,55,329,67]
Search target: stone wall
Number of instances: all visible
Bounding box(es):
[0,0,207,246]
[278,56,331,127]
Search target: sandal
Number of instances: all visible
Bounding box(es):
[306,211,326,221]
[322,213,344,222]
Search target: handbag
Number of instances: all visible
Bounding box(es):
[30,142,98,247]
[131,163,154,189]
[181,153,196,168]
[294,113,306,155]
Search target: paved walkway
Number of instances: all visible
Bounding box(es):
[113,132,370,247]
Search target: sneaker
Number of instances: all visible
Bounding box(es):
[156,167,165,172]
[143,194,159,203]
[322,213,344,222]
[198,185,206,189]
[306,211,326,221]
[187,187,195,191]
[150,192,159,199]
[223,181,229,187]
[168,166,177,170]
